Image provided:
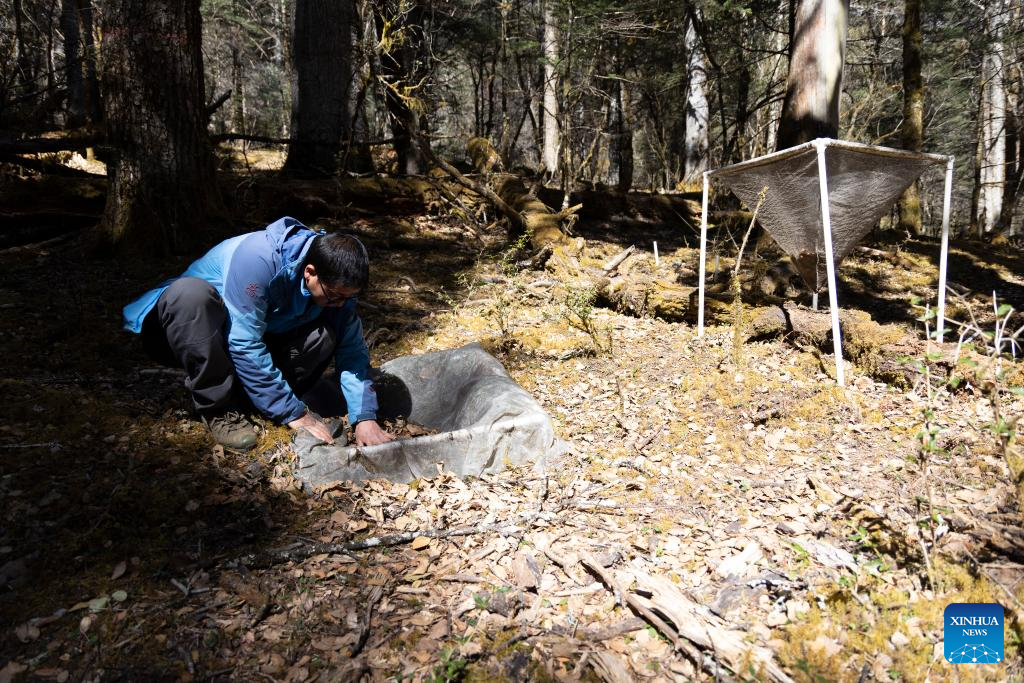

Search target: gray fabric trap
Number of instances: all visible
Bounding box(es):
[294,343,564,487]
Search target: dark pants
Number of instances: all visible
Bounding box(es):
[141,277,335,417]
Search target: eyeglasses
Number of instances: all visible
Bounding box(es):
[319,281,355,306]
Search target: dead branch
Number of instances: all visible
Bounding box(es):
[229,512,542,569]
[397,108,528,234]
[205,90,232,119]
[577,551,703,664]
[210,133,403,147]
[602,245,636,273]
[0,134,103,155]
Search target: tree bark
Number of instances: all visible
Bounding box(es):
[93,0,218,255]
[14,0,34,95]
[542,0,560,178]
[682,15,709,184]
[283,0,355,177]
[898,0,924,235]
[230,45,245,135]
[60,0,85,126]
[999,61,1021,235]
[78,0,101,122]
[614,78,634,193]
[979,0,1008,236]
[775,0,850,150]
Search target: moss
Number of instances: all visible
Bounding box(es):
[779,559,1022,682]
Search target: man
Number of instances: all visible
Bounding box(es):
[123,216,395,450]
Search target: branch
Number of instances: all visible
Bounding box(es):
[205,90,232,119]
[228,512,541,569]
[210,133,405,147]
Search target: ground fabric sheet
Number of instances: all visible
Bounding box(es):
[294,343,563,487]
[712,141,944,291]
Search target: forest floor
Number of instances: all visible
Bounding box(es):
[1,164,1024,683]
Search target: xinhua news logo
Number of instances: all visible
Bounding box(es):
[943,603,1004,664]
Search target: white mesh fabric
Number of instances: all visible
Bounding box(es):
[712,142,943,291]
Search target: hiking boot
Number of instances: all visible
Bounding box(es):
[202,411,259,450]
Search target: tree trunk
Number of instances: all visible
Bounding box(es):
[682,15,709,185]
[231,45,245,134]
[60,0,85,126]
[375,0,428,175]
[898,0,924,235]
[970,73,985,235]
[775,0,850,150]
[78,0,101,122]
[542,0,560,178]
[93,0,218,255]
[999,61,1021,235]
[614,78,634,193]
[979,0,1008,236]
[283,0,354,177]
[275,0,291,137]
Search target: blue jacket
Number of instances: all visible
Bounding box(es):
[123,217,378,426]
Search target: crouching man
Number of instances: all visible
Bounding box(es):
[123,216,395,451]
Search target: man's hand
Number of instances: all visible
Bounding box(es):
[288,412,334,444]
[354,420,395,447]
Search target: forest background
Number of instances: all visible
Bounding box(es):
[2,0,1023,247]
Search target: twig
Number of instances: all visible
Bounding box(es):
[229,512,542,569]
[634,424,665,453]
[733,186,769,277]
[542,547,589,587]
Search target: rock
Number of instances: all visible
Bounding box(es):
[890,631,910,647]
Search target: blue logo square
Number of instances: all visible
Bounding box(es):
[944,603,1004,663]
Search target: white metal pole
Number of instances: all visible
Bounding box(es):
[698,172,709,336]
[653,241,660,265]
[811,292,818,310]
[937,157,954,343]
[814,140,845,386]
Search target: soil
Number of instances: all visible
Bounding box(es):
[1,164,1023,682]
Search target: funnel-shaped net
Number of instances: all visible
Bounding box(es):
[713,142,943,291]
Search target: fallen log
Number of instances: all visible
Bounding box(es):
[597,272,693,321]
[0,133,103,156]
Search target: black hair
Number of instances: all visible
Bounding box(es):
[305,233,370,292]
